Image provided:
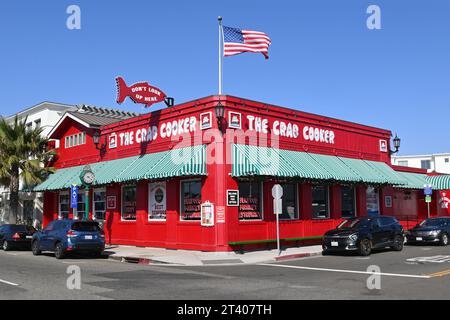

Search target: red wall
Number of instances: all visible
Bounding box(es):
[41,95,430,251]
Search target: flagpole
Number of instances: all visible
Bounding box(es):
[218,16,223,95]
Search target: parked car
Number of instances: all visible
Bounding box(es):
[31,219,105,259]
[405,217,450,246]
[0,224,36,251]
[322,216,404,256]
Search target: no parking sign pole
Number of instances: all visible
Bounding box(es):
[272,184,283,256]
[424,184,433,218]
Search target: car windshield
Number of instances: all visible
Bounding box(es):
[420,219,444,227]
[337,218,369,229]
[9,225,36,233]
[71,222,100,232]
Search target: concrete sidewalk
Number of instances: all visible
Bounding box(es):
[104,245,324,266]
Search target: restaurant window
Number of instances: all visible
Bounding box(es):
[59,192,69,219]
[65,132,86,149]
[180,180,202,221]
[121,185,137,221]
[72,190,86,220]
[238,181,263,220]
[312,185,329,219]
[341,186,356,218]
[93,188,106,221]
[279,183,298,220]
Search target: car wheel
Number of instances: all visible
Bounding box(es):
[54,242,65,259]
[358,238,372,256]
[32,240,41,256]
[2,240,11,251]
[91,251,103,258]
[391,235,404,251]
[440,233,449,246]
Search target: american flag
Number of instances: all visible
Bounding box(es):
[222,26,272,59]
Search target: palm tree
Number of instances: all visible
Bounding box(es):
[0,116,56,223]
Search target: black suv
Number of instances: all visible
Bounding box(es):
[322,216,404,256]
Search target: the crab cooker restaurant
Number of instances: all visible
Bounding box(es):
[35,96,450,252]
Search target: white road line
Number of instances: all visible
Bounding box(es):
[0,278,20,286]
[259,263,431,279]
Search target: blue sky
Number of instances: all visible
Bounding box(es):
[0,0,449,155]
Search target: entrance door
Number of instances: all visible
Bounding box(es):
[366,187,380,217]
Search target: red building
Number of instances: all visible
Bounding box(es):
[35,96,450,252]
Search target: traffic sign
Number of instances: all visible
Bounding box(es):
[272,184,283,199]
[273,199,282,215]
[424,184,433,196]
[425,195,432,203]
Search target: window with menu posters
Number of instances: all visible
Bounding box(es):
[180,180,202,221]
[93,189,106,221]
[312,185,330,219]
[121,185,137,221]
[238,182,263,220]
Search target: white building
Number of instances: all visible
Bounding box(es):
[0,102,139,227]
[392,153,450,174]
[0,102,78,226]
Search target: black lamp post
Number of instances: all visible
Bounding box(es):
[215,101,225,133]
[390,134,401,154]
[93,131,106,152]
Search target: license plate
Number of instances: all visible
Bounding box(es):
[331,241,339,247]
[84,235,93,240]
[26,236,32,239]
[416,237,423,241]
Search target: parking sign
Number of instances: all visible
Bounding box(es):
[70,184,78,209]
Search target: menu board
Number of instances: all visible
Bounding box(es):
[239,196,261,219]
[123,201,136,220]
[182,198,201,220]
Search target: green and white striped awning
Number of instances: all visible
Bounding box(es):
[394,171,428,190]
[426,175,450,190]
[232,144,407,186]
[34,145,207,191]
[392,172,450,190]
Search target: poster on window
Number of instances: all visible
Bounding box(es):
[239,196,261,219]
[149,182,166,220]
[182,198,201,220]
[366,187,380,216]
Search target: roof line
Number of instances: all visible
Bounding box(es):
[5,101,77,119]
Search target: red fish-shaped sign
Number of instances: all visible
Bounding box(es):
[116,76,167,108]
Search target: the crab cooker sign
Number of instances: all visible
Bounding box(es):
[107,113,336,149]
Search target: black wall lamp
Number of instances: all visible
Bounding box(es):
[215,101,225,133]
[93,131,107,153]
[390,134,401,154]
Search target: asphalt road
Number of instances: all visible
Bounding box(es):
[1,244,450,300]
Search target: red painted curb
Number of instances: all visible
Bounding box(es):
[275,252,322,262]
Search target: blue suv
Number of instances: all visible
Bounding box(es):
[32,219,105,259]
